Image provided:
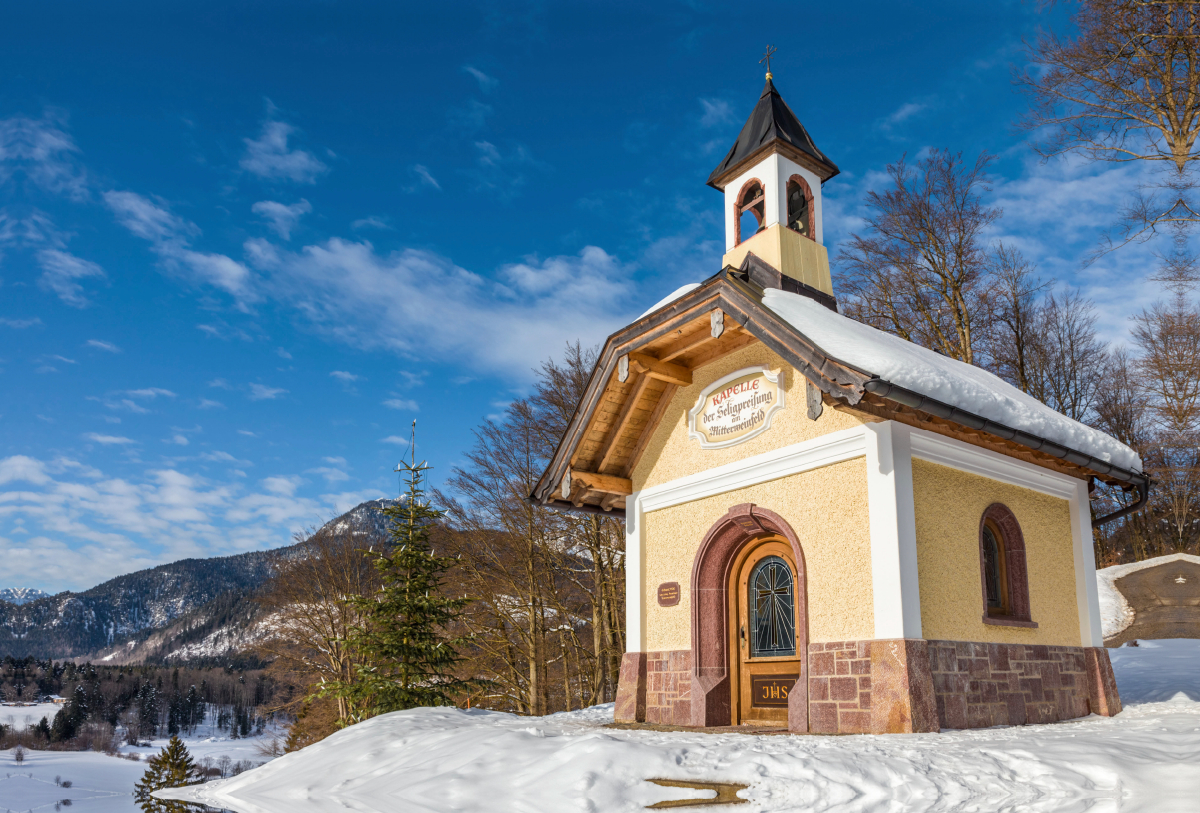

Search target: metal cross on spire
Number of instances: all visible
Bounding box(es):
[761,45,777,79]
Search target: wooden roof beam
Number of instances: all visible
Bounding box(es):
[596,374,652,473]
[566,469,633,497]
[628,352,692,387]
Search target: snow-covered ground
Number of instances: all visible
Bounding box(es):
[1096,553,1200,639]
[0,724,281,812]
[2,701,62,729]
[164,640,1200,813]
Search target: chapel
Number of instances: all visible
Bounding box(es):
[530,72,1143,734]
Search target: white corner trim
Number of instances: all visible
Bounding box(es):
[907,427,1081,500]
[864,422,923,639]
[625,490,643,652]
[637,425,869,514]
[1070,479,1104,647]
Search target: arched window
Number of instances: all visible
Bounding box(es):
[978,504,1035,626]
[786,175,814,240]
[749,555,796,656]
[735,179,766,245]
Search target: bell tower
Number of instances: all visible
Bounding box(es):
[708,68,839,296]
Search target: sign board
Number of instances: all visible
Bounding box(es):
[750,673,798,708]
[687,366,785,449]
[657,582,681,607]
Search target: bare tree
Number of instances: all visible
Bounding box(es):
[1020,1,1200,243]
[1028,288,1110,422]
[255,522,383,730]
[838,150,999,364]
[985,243,1052,393]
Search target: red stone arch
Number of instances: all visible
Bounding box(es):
[690,503,809,731]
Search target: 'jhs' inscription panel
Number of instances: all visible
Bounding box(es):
[750,674,798,708]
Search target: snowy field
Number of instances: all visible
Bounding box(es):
[159,639,1200,813]
[1,701,62,729]
[0,721,281,813]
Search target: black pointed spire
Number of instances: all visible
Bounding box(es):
[706,77,839,189]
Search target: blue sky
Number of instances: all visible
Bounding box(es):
[0,1,1164,592]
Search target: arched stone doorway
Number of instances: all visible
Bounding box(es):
[690,503,808,732]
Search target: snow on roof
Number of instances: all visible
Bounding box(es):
[761,288,1143,474]
[638,283,700,320]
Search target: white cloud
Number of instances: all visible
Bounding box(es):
[383,398,418,411]
[330,370,360,382]
[166,434,189,446]
[463,65,499,92]
[237,429,256,437]
[322,456,347,466]
[256,240,637,379]
[240,120,328,184]
[36,248,105,307]
[127,387,175,399]
[197,398,225,410]
[104,190,254,301]
[351,216,391,231]
[0,113,89,199]
[248,383,287,401]
[699,98,734,128]
[307,466,349,483]
[0,317,41,328]
[252,199,311,240]
[408,164,440,192]
[82,433,135,445]
[381,435,410,445]
[86,339,120,353]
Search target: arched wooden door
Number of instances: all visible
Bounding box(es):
[728,538,806,725]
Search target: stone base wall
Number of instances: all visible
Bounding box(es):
[613,640,1120,734]
[646,650,693,726]
[808,641,873,734]
[927,641,1091,728]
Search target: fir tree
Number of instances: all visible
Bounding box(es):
[133,735,202,805]
[327,435,473,720]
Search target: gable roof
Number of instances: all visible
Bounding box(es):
[707,78,840,189]
[530,262,1146,520]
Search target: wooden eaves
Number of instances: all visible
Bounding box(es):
[529,260,1150,524]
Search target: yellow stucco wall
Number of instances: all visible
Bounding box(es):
[631,342,871,491]
[911,459,1082,646]
[640,457,874,651]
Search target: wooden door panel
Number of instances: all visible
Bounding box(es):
[728,539,805,725]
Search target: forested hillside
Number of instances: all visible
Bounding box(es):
[0,499,394,661]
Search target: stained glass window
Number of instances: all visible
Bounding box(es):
[983,525,1003,610]
[749,556,796,657]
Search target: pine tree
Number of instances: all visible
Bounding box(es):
[133,735,203,804]
[327,442,473,720]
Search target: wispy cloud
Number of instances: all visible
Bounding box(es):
[699,98,734,128]
[0,113,89,200]
[197,399,225,410]
[82,432,135,445]
[330,371,360,382]
[463,65,499,92]
[248,383,287,401]
[240,119,328,184]
[36,248,105,307]
[383,398,418,411]
[104,190,254,301]
[406,164,441,192]
[0,317,41,328]
[126,387,175,399]
[381,435,410,445]
[85,339,120,353]
[252,199,311,240]
[351,216,391,231]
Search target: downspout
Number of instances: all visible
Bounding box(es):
[1093,480,1150,527]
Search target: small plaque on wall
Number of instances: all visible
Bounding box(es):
[751,674,798,708]
[657,582,681,607]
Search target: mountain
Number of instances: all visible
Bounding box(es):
[0,588,50,605]
[0,499,395,662]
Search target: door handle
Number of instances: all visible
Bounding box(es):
[740,625,746,648]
